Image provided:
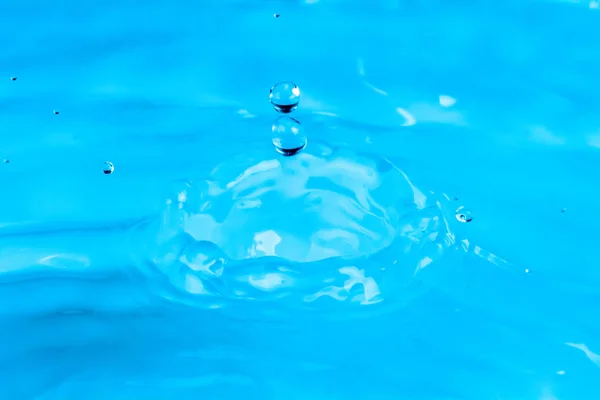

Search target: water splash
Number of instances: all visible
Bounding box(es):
[132,141,462,319]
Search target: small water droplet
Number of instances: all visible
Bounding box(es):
[102,161,114,175]
[561,208,567,213]
[455,206,472,223]
[269,81,300,113]
[271,116,307,156]
[273,13,280,18]
[10,76,17,81]
[3,159,9,164]
[525,268,530,274]
[53,110,59,115]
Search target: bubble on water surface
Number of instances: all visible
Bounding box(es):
[455,206,472,223]
[102,161,114,175]
[269,81,300,113]
[272,116,307,156]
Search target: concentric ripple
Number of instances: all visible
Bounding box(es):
[135,141,459,315]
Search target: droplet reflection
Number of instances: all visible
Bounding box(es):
[269,81,300,113]
[271,116,307,156]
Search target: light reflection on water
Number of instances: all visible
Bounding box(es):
[2,0,600,399]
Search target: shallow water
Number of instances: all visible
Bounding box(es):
[1,1,600,399]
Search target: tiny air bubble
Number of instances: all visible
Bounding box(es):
[102,161,115,175]
[455,206,473,223]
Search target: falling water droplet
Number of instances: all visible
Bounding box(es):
[53,110,60,115]
[271,116,307,156]
[269,81,300,113]
[10,77,17,81]
[455,206,472,223]
[3,159,9,164]
[273,13,280,18]
[102,161,115,175]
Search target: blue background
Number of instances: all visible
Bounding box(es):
[1,0,600,399]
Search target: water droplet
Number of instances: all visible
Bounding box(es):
[455,206,472,223]
[102,161,114,175]
[53,110,59,115]
[10,76,17,81]
[561,208,567,213]
[525,268,530,274]
[3,159,9,164]
[272,116,307,156]
[269,81,300,113]
[273,13,280,18]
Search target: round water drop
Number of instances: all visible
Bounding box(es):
[272,116,307,156]
[455,206,472,223]
[269,81,300,113]
[102,161,114,175]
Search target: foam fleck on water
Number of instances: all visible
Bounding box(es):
[102,161,115,175]
[455,206,473,223]
[269,81,300,113]
[271,116,307,156]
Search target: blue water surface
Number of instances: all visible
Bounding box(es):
[1,1,600,399]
